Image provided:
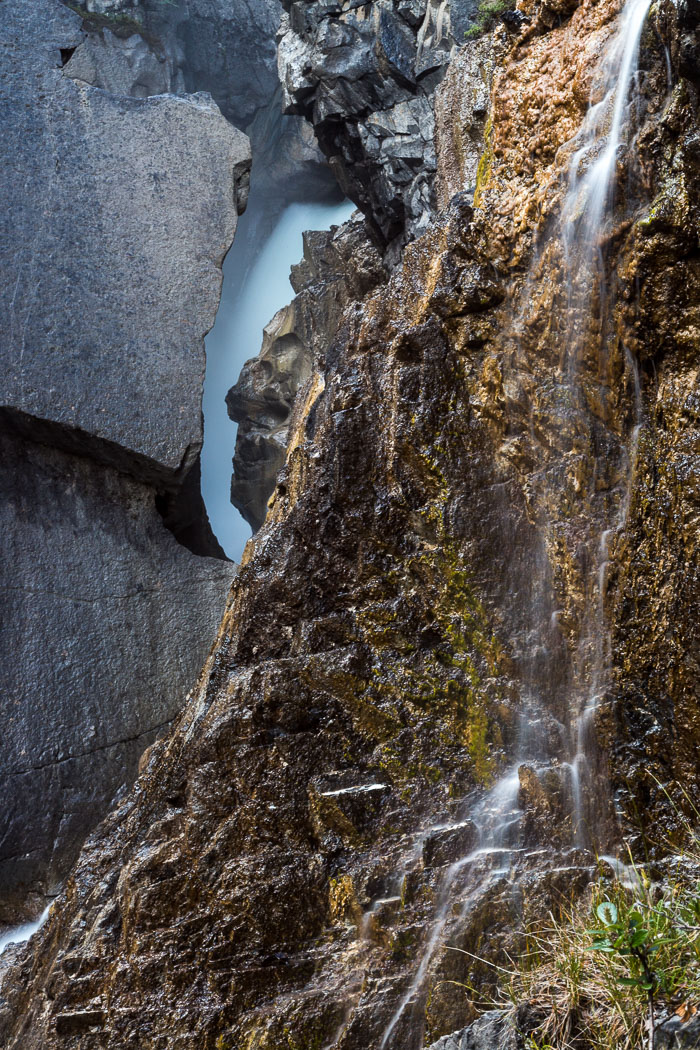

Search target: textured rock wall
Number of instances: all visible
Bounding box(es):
[0,0,698,1048]
[65,0,284,126]
[0,428,233,922]
[277,0,460,255]
[0,0,250,918]
[227,215,387,530]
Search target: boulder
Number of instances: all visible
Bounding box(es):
[427,1010,526,1050]
[656,1014,700,1049]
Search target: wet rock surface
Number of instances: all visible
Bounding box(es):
[434,34,504,209]
[0,0,698,1047]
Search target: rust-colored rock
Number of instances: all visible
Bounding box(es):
[0,0,698,1047]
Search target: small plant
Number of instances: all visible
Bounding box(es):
[587,899,660,1050]
[464,0,516,40]
[495,861,700,1050]
[446,783,700,1049]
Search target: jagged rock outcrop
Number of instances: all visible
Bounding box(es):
[227,214,386,531]
[0,0,250,919]
[67,0,336,205]
[0,0,698,1049]
[427,1010,530,1050]
[278,0,476,255]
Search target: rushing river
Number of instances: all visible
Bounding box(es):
[201,193,356,561]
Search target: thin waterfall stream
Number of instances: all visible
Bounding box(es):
[556,0,652,846]
[0,905,50,958]
[373,0,653,1044]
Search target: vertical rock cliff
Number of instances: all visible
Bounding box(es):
[0,0,249,920]
[0,0,698,1047]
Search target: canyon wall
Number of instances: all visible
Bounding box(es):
[0,0,250,920]
[0,0,698,1048]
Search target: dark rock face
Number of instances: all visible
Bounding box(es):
[0,3,697,1050]
[0,0,249,917]
[278,0,462,254]
[427,1010,529,1050]
[227,214,386,531]
[0,428,233,921]
[656,1013,700,1049]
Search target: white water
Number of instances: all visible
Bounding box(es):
[0,905,50,956]
[201,197,356,561]
[371,2,653,1045]
[560,0,652,367]
[557,0,651,844]
[378,772,522,1049]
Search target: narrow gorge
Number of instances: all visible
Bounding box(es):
[0,0,698,1047]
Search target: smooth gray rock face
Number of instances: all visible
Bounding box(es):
[0,0,247,917]
[0,0,249,476]
[75,0,285,128]
[175,0,283,128]
[0,429,234,922]
[63,28,184,97]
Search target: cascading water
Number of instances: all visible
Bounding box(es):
[370,1,653,1045]
[560,0,653,360]
[556,0,652,846]
[0,905,50,956]
[378,773,522,1049]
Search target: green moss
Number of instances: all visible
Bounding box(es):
[390,927,418,962]
[473,115,494,209]
[282,1021,328,1050]
[62,0,160,47]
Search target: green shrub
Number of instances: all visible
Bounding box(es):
[464,0,516,40]
[501,859,700,1050]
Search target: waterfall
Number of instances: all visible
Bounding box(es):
[560,0,653,361]
[556,0,651,845]
[378,773,522,1049]
[0,905,50,956]
[372,1,652,1045]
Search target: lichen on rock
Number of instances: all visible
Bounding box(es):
[0,0,698,1045]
